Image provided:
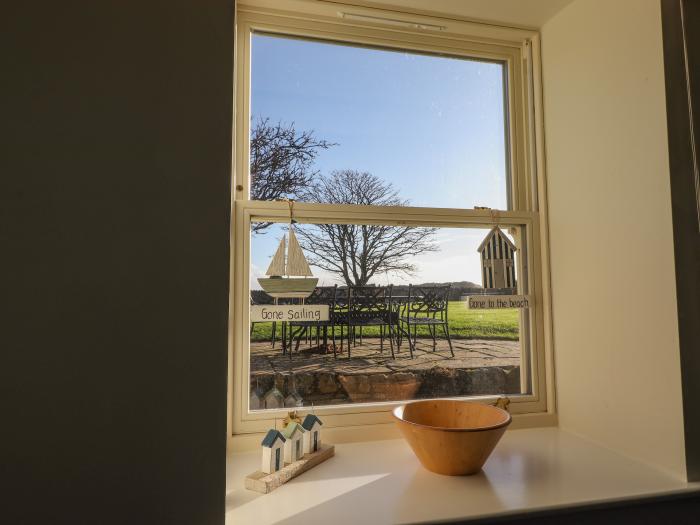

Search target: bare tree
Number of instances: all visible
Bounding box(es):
[295,170,438,286]
[250,118,334,233]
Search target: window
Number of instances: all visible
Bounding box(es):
[233,2,551,435]
[250,33,509,210]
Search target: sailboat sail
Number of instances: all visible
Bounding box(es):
[286,229,313,277]
[258,228,317,298]
[266,235,286,276]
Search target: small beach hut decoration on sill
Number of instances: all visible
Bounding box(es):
[263,386,284,409]
[260,429,286,474]
[301,414,323,454]
[282,422,305,464]
[250,392,262,410]
[250,379,265,410]
[478,226,517,290]
[284,391,303,408]
[257,200,318,299]
[284,375,304,408]
[246,411,335,494]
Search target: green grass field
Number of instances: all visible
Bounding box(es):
[250,302,519,342]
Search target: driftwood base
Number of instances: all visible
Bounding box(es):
[245,444,335,494]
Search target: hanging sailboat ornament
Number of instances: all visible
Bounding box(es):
[257,202,318,298]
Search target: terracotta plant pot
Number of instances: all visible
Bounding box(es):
[393,399,511,476]
[338,373,422,403]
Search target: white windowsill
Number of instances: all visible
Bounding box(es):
[226,427,699,524]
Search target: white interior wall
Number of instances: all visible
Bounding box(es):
[541,0,686,478]
[371,0,575,28]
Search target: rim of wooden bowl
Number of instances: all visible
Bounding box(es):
[392,399,512,432]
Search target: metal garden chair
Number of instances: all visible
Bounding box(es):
[397,284,454,357]
[347,285,397,359]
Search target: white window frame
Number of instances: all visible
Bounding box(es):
[230,0,554,436]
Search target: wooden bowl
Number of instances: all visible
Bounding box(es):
[393,400,511,476]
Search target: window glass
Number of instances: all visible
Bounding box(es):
[250,33,509,211]
[249,221,526,410]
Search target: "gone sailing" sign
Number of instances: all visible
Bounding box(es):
[250,305,329,322]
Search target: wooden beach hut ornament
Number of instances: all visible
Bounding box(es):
[249,379,264,410]
[263,386,284,409]
[284,374,304,408]
[478,227,517,290]
[257,201,318,299]
[301,414,323,454]
[260,429,286,474]
[282,422,306,464]
[250,390,262,410]
[246,411,335,494]
[284,391,303,408]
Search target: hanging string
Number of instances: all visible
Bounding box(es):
[287,198,297,225]
[474,205,499,230]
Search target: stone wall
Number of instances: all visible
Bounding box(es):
[251,365,521,407]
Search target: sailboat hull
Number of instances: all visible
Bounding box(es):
[257,277,319,299]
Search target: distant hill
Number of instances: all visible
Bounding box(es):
[416,280,482,289]
[393,281,483,300]
[252,280,484,304]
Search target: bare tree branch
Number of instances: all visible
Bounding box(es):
[250,117,335,233]
[295,170,438,286]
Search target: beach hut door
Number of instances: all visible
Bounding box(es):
[493,263,504,288]
[275,448,281,470]
[313,431,318,452]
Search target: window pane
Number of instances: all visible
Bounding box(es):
[248,221,528,411]
[250,33,509,210]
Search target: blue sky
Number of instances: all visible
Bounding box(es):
[250,33,510,287]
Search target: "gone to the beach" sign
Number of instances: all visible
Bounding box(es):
[467,295,531,309]
[250,305,329,322]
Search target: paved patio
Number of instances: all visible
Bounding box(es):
[251,337,520,375]
[250,337,522,407]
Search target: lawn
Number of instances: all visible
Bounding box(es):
[250,302,519,342]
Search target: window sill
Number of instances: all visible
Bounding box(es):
[226,427,698,524]
[228,411,557,452]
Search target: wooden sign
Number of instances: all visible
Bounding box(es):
[467,295,531,309]
[250,305,329,322]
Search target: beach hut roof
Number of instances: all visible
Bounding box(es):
[282,422,305,439]
[477,226,517,253]
[261,429,286,448]
[301,414,323,431]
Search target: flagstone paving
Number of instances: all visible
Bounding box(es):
[251,338,519,374]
